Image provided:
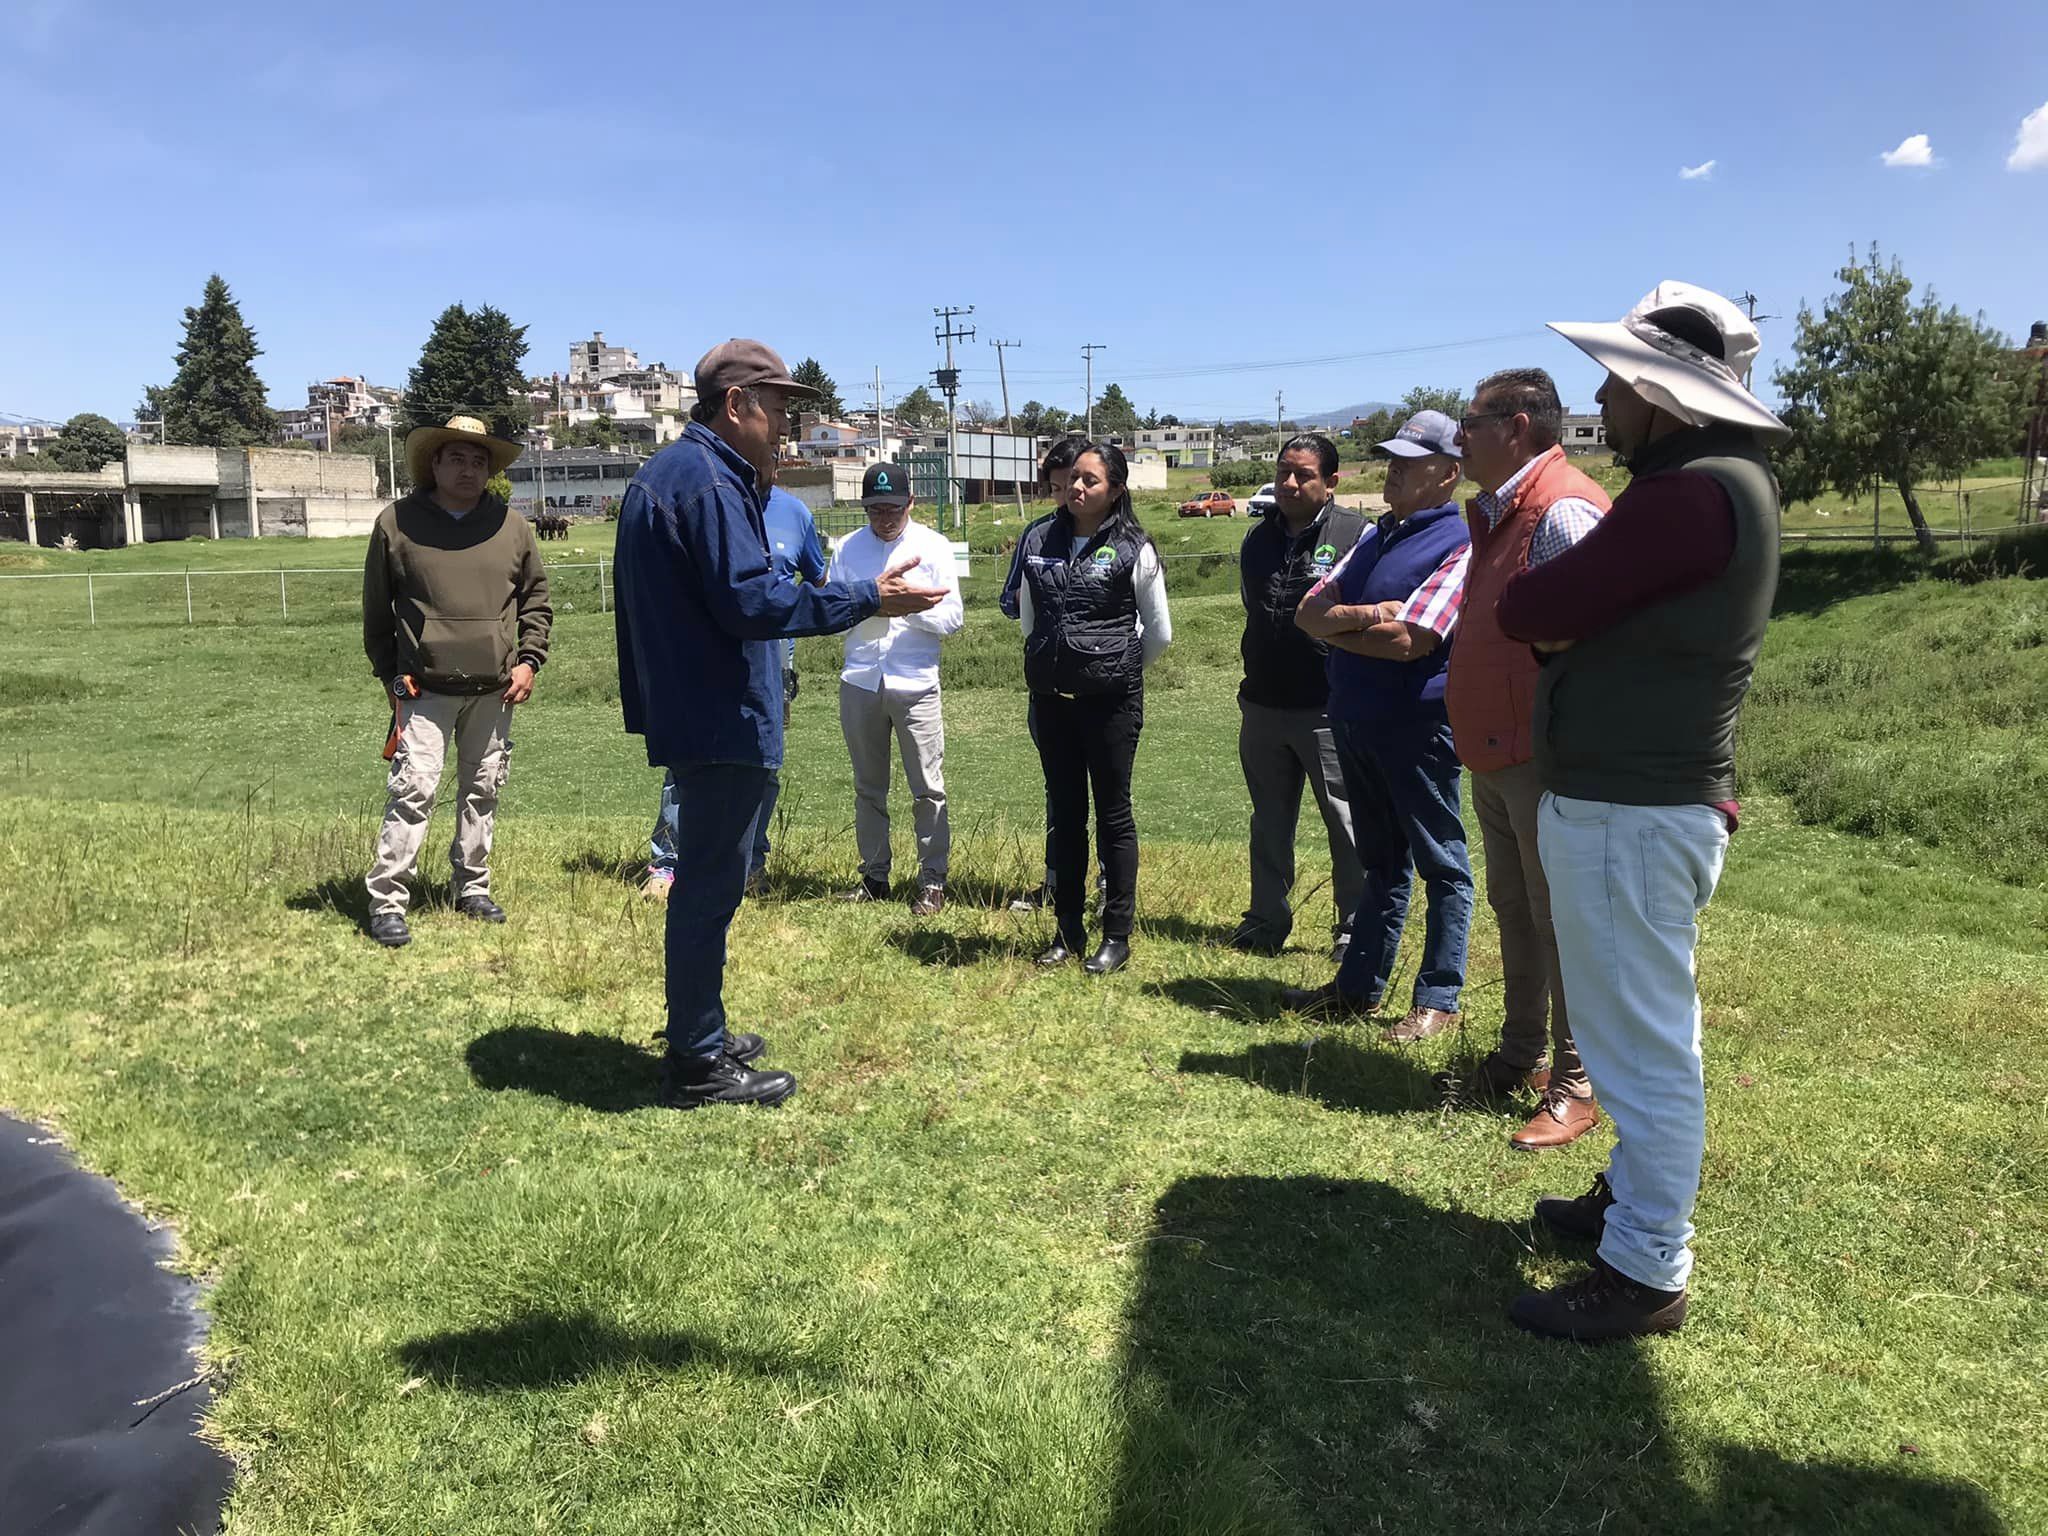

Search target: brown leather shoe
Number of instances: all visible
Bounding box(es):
[1509,1257,1687,1342]
[1511,1087,1601,1151]
[1383,1006,1458,1043]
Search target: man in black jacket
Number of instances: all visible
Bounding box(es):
[1230,433,1366,961]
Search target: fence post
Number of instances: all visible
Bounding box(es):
[86,571,94,627]
[1873,485,1881,551]
[599,554,607,613]
[185,570,193,624]
[279,569,288,620]
[1963,491,1971,544]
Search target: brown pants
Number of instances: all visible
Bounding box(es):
[1471,760,1588,1096]
[365,690,513,917]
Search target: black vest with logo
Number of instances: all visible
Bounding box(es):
[1020,512,1146,697]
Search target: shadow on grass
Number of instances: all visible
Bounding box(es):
[1108,1175,2002,1535]
[465,1025,656,1112]
[562,849,641,885]
[396,1311,811,1392]
[285,876,375,932]
[1179,1038,1439,1115]
[1139,913,1255,949]
[886,928,1022,969]
[1145,974,1295,1024]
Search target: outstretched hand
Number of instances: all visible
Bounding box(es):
[874,554,947,617]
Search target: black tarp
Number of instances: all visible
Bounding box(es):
[0,1116,232,1535]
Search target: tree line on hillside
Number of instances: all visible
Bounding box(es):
[56,251,2040,556]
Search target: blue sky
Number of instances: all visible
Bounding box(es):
[4,0,2043,426]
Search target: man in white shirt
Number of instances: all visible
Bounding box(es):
[830,463,965,914]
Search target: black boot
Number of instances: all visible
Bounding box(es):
[1509,1257,1687,1342]
[659,1055,796,1110]
[1084,937,1130,975]
[368,912,410,948]
[724,1032,766,1066]
[1534,1172,1615,1242]
[1037,926,1086,967]
[457,894,506,923]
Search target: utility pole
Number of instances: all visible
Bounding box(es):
[1081,343,1106,437]
[934,304,975,532]
[873,365,884,463]
[384,420,397,498]
[991,339,1025,517]
[1731,291,1776,387]
[1275,389,1285,442]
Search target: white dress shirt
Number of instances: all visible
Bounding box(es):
[828,519,964,693]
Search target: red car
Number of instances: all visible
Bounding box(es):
[1177,490,1237,518]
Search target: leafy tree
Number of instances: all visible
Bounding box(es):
[1015,400,1048,436]
[331,420,405,494]
[1088,382,1140,437]
[560,414,622,451]
[403,302,532,442]
[789,358,843,424]
[153,274,274,447]
[1039,405,1074,437]
[134,385,171,436]
[486,470,513,504]
[960,399,999,429]
[1401,385,1469,420]
[1775,246,2027,554]
[44,413,129,472]
[895,385,943,428]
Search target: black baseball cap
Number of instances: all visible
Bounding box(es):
[861,463,912,504]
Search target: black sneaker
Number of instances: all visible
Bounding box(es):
[1509,1257,1688,1342]
[839,876,889,903]
[369,912,411,948]
[1535,1172,1616,1242]
[456,894,506,923]
[660,1056,796,1110]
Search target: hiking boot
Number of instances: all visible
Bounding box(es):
[1436,1050,1551,1101]
[641,870,675,901]
[1512,1087,1602,1151]
[1535,1172,1616,1243]
[1383,1006,1459,1043]
[368,912,411,948]
[1084,937,1131,975]
[659,1055,796,1110]
[457,894,506,923]
[1226,921,1284,956]
[1279,981,1380,1020]
[1509,1257,1688,1342]
[839,876,889,904]
[909,884,946,917]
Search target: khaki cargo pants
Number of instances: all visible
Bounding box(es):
[364,689,513,917]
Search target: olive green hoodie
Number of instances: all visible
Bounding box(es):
[362,491,552,693]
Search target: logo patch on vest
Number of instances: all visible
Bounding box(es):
[1310,541,1338,576]
[1090,546,1117,570]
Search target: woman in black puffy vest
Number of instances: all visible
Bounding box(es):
[1014,442,1173,973]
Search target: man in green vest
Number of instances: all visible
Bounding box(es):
[1492,282,1789,1341]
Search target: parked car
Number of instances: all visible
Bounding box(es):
[1177,490,1237,518]
[1245,483,1278,517]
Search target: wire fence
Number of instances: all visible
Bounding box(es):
[1,481,2040,629]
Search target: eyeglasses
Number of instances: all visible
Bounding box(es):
[1457,411,1516,432]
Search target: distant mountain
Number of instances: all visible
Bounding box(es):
[1292,401,1398,429]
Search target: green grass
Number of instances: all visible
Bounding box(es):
[0,531,2044,1533]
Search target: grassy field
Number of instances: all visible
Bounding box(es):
[1,521,2045,1533]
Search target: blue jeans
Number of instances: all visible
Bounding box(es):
[1539,794,1729,1292]
[1331,713,1473,1012]
[651,767,778,880]
[662,763,773,1068]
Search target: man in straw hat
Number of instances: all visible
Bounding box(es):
[362,414,551,949]
[1492,282,1789,1341]
[614,339,946,1111]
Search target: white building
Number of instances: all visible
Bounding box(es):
[1132,423,1215,468]
[568,332,640,383]
[1560,413,1608,453]
[503,448,645,519]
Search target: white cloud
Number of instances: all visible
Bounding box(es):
[1678,160,1716,181]
[2010,101,2048,171]
[1880,133,1936,168]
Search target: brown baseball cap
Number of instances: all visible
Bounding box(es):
[692,338,818,406]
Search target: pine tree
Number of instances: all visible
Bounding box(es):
[789,358,843,421]
[403,302,532,441]
[1088,383,1140,437]
[157,275,274,447]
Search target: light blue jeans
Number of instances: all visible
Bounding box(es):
[1538,794,1729,1293]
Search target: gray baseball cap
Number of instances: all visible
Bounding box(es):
[1376,409,1462,460]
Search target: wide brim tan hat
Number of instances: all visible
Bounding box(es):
[1549,281,1790,440]
[404,415,523,485]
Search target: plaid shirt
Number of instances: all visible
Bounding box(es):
[1394,456,1603,636]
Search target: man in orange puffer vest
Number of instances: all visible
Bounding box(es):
[1424,369,1612,1150]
